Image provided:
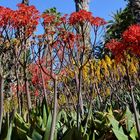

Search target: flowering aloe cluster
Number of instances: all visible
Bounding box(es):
[0,4,39,36]
[106,24,140,61]
[69,10,106,26]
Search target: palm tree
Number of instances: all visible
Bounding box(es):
[105,7,134,41]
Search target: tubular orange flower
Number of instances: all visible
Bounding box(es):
[69,9,106,27]
[106,39,124,55]
[90,17,107,26]
[0,6,14,27]
[13,4,40,35]
[122,24,140,56]
[123,24,140,45]
[42,13,56,25]
[106,24,140,62]
[69,10,92,25]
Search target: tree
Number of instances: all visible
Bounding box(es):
[106,7,135,41]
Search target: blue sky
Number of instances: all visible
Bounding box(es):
[0,0,127,34]
[1,0,127,21]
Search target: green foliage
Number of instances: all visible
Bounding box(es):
[43,7,61,18]
[105,6,135,41]
[0,102,139,140]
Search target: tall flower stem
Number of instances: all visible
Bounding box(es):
[23,46,32,115]
[77,68,83,130]
[41,70,48,105]
[49,78,58,140]
[23,67,32,114]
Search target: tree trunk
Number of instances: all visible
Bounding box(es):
[74,0,90,11]
[22,0,29,5]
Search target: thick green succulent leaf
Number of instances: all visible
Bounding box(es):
[43,112,52,140]
[4,122,12,140]
[42,105,47,127]
[62,127,82,140]
[108,113,128,140]
[14,126,28,140]
[32,129,42,140]
[112,128,128,140]
[130,126,138,140]
[26,136,32,140]
[108,116,119,130]
[14,113,30,132]
[125,107,134,132]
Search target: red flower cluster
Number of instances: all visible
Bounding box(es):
[29,62,50,85]
[42,13,56,25]
[29,64,40,85]
[91,17,107,26]
[0,6,14,28]
[0,4,40,36]
[106,39,125,62]
[106,24,140,61]
[69,10,92,25]
[69,10,106,26]
[123,24,140,56]
[59,30,76,48]
[34,89,39,97]
[106,39,124,55]
[14,4,40,35]
[60,14,68,24]
[42,13,66,27]
[123,24,140,45]
[42,13,63,35]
